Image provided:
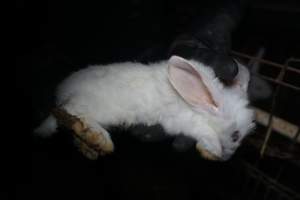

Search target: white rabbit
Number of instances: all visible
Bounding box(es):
[35,55,255,160]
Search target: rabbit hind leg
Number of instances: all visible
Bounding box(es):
[52,108,114,157]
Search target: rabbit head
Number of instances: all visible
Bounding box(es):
[168,56,255,160]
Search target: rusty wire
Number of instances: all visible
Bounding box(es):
[231,49,300,200]
[231,51,300,159]
[241,161,300,200]
[259,58,289,157]
[231,51,300,91]
[231,51,300,75]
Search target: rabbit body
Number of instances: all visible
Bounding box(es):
[56,61,214,139]
[36,56,254,160]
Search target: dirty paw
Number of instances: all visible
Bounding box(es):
[52,108,114,159]
[72,121,114,158]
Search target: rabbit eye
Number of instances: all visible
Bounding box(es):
[231,131,240,142]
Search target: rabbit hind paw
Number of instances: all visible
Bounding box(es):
[71,120,114,157]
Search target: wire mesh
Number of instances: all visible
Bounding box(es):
[231,51,300,200]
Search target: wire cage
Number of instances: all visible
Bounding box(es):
[231,51,300,200]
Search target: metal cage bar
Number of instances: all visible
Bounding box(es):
[232,51,300,200]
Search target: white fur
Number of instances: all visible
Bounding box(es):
[36,56,254,160]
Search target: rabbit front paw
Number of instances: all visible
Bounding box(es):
[196,142,220,161]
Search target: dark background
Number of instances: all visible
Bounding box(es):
[15,0,299,199]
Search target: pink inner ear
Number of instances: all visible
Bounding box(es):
[168,56,218,110]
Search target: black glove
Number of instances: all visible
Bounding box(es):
[130,39,239,152]
[131,37,239,153]
[129,124,196,153]
[166,0,247,151]
[168,35,238,84]
[166,35,239,152]
[132,0,246,152]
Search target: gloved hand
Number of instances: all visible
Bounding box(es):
[168,35,238,84]
[166,35,239,152]
[131,0,245,152]
[130,36,239,152]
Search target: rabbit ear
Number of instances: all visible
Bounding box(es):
[168,56,218,113]
[234,61,250,92]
